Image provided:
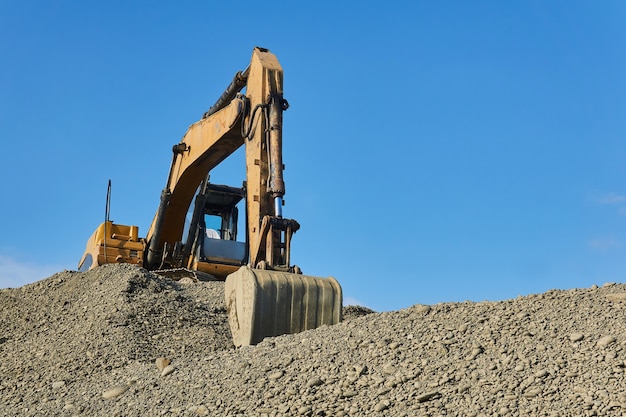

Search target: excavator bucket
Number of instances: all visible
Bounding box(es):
[225,266,342,347]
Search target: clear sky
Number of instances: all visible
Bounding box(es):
[1,1,625,312]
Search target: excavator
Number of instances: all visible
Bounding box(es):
[78,47,342,346]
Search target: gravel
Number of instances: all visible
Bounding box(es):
[1,264,626,416]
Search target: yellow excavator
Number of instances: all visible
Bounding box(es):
[78,47,342,346]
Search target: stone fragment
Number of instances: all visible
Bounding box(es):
[569,333,584,342]
[468,346,483,360]
[353,364,367,375]
[51,381,65,389]
[374,399,390,411]
[268,370,284,380]
[382,364,397,375]
[436,343,449,355]
[155,357,171,371]
[161,365,176,377]
[597,335,617,347]
[607,400,622,409]
[102,385,128,399]
[523,388,541,398]
[606,293,626,302]
[377,338,391,347]
[416,391,440,403]
[413,304,431,314]
[371,374,385,385]
[306,377,324,388]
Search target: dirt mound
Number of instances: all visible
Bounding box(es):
[342,305,376,320]
[1,264,626,416]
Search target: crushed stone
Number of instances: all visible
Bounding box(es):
[1,263,625,416]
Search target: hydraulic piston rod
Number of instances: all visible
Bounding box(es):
[268,93,287,218]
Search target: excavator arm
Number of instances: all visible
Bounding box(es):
[146,47,296,273]
[144,91,246,270]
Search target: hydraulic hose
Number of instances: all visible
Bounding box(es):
[202,66,250,119]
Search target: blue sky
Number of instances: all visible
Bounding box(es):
[1,1,625,311]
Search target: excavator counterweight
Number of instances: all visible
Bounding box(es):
[78,47,342,346]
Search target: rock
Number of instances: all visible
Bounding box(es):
[382,364,397,375]
[306,377,324,388]
[195,404,209,415]
[413,304,431,314]
[374,399,390,411]
[342,390,357,398]
[606,293,626,302]
[607,400,622,409]
[51,381,65,389]
[155,357,171,371]
[2,264,626,416]
[102,385,128,399]
[353,364,367,375]
[268,370,284,380]
[524,388,541,398]
[416,391,440,403]
[468,346,483,360]
[161,364,176,377]
[597,336,617,347]
[570,333,584,342]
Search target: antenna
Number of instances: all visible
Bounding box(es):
[104,180,112,261]
[105,180,112,222]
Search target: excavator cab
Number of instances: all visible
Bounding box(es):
[199,184,247,272]
[183,183,248,278]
